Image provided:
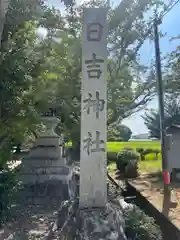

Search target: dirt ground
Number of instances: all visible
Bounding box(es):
[129,173,180,229]
[0,204,58,240]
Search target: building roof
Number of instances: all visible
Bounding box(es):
[166,124,180,133]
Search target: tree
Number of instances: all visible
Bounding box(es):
[0,0,64,163]
[0,0,9,48]
[142,95,180,138]
[119,124,132,141]
[51,0,165,147]
[79,0,159,125]
[164,36,180,94]
[143,34,180,139]
[0,0,166,154]
[108,123,132,142]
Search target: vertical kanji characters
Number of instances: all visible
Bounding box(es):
[87,23,103,41]
[85,53,104,79]
[83,91,105,118]
[83,131,105,155]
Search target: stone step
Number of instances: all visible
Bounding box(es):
[18,196,63,205]
[18,173,71,183]
[20,158,66,167]
[26,147,62,159]
[19,165,70,175]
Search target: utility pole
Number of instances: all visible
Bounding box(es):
[154,17,171,217]
[0,0,9,49]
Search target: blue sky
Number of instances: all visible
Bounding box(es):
[47,0,180,134]
[123,1,180,134]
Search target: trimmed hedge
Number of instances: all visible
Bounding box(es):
[136,148,160,161]
[107,152,117,163]
[116,149,140,178]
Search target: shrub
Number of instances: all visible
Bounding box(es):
[136,148,145,160]
[116,149,140,178]
[107,152,117,163]
[143,148,155,155]
[150,149,161,160]
[107,124,132,142]
[124,147,133,151]
[136,148,161,161]
[0,169,20,223]
[124,205,163,240]
[125,160,139,178]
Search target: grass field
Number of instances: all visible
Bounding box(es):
[68,140,162,173]
[107,140,162,174]
[107,141,161,152]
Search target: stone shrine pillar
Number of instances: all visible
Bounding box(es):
[80,8,108,208]
[18,108,75,205]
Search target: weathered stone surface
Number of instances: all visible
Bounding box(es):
[18,169,72,183]
[80,8,108,209]
[18,115,66,184]
[19,156,71,183]
[25,145,63,159]
[53,199,127,240]
[19,165,70,175]
[79,202,127,240]
[15,177,76,206]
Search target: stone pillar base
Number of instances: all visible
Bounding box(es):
[52,199,127,240]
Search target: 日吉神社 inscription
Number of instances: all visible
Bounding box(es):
[80,8,107,208]
[85,53,104,79]
[87,23,103,41]
[83,91,105,118]
[83,131,105,156]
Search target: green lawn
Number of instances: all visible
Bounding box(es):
[107,141,160,152]
[139,159,162,173]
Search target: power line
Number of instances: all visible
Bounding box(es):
[148,0,180,32]
[128,0,180,62]
[161,0,180,19]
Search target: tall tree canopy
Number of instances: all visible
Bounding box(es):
[0,0,64,159]
[108,124,132,142]
[164,36,180,94]
[0,0,165,156]
[53,0,163,145]
[144,34,180,139]
[142,95,180,138]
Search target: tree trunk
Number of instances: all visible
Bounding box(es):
[0,0,9,49]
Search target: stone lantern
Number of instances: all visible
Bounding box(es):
[34,107,63,148]
[18,105,76,205]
